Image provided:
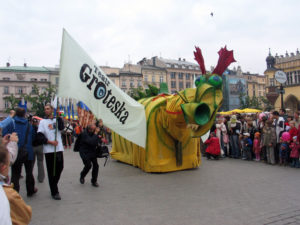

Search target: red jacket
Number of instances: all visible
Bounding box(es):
[204,137,221,155]
[289,127,298,141]
[290,142,300,158]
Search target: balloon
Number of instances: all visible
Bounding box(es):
[281,132,290,142]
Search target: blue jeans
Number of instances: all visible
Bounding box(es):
[291,158,300,168]
[230,135,240,158]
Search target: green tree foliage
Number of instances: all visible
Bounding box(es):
[25,85,57,117]
[239,93,273,111]
[4,94,22,113]
[129,85,159,101]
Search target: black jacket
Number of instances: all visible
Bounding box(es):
[79,130,99,154]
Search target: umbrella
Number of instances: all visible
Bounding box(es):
[230,109,244,114]
[242,108,262,113]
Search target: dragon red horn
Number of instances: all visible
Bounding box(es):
[212,46,236,76]
[194,46,206,75]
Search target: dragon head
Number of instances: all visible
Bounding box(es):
[180,46,236,137]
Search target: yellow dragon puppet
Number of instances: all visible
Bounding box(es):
[110,46,235,172]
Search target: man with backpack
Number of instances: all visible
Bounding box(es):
[10,108,38,197]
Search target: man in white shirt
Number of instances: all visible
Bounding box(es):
[37,104,64,200]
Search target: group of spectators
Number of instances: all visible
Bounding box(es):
[0,104,66,224]
[0,103,113,224]
[204,108,300,168]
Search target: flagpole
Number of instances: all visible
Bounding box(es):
[53,97,59,176]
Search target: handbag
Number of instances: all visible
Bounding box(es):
[96,145,109,158]
[16,123,30,162]
[223,134,229,144]
[96,144,109,167]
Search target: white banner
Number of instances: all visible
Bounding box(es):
[58,29,146,148]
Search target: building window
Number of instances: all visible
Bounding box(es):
[122,80,126,87]
[31,86,37,94]
[170,72,176,79]
[4,100,9,109]
[3,77,10,80]
[269,78,274,86]
[138,80,142,87]
[130,80,134,87]
[41,87,46,92]
[297,71,300,84]
[17,87,23,94]
[171,81,176,88]
[178,73,183,79]
[253,90,255,96]
[55,77,59,85]
[160,76,164,83]
[186,73,190,80]
[144,75,148,82]
[30,78,37,81]
[40,78,47,82]
[186,82,191,88]
[179,82,183,89]
[4,86,9,94]
[152,76,155,82]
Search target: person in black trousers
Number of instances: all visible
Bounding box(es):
[79,124,100,187]
[10,108,38,197]
[37,104,64,200]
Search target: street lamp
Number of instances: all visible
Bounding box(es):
[274,70,287,110]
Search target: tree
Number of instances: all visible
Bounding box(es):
[3,94,22,113]
[129,85,159,101]
[128,87,146,101]
[239,93,273,111]
[260,96,274,111]
[25,85,56,117]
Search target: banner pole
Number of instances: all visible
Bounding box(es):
[53,97,59,176]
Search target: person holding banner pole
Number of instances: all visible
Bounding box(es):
[37,103,64,200]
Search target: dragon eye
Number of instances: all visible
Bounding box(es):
[195,75,206,87]
[208,74,222,88]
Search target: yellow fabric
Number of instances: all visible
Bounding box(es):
[111,83,222,172]
[3,185,32,225]
[242,108,262,113]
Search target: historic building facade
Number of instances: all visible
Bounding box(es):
[0,63,58,116]
[265,50,300,113]
[139,57,201,93]
[243,71,266,98]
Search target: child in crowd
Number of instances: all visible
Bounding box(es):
[289,136,300,168]
[242,133,252,160]
[289,121,298,141]
[204,132,221,160]
[253,132,261,161]
[280,132,290,166]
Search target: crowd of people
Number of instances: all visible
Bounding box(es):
[0,104,112,224]
[1,102,299,224]
[204,108,300,168]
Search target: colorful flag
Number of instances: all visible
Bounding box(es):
[58,29,146,147]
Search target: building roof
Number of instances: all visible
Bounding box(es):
[0,65,59,74]
[159,57,198,67]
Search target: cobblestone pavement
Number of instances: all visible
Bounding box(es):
[17,150,300,225]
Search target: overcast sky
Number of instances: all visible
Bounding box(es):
[0,0,299,74]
